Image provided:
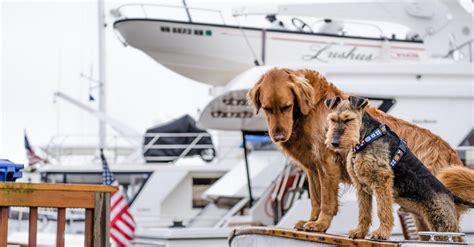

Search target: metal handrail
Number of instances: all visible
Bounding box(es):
[418,231,465,242]
[143,132,214,162]
[112,3,226,25]
[42,132,216,164]
[444,38,474,62]
[309,19,385,38]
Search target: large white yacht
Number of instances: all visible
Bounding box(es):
[110,0,474,246]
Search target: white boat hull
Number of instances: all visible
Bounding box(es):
[114,19,426,86]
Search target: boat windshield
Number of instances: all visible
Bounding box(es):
[244,134,276,151]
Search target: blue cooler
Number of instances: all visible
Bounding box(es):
[0,159,24,182]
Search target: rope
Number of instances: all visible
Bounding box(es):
[233,16,261,66]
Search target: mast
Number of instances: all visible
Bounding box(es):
[97,0,106,148]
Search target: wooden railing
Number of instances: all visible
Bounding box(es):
[0,182,117,247]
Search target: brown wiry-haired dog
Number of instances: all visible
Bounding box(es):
[324,96,474,240]
[247,68,474,232]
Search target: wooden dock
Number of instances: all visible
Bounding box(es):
[0,182,117,247]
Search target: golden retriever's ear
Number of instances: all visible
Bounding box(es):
[290,74,315,115]
[247,76,264,114]
[324,96,341,110]
[349,96,368,109]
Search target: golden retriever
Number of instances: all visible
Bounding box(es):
[247,68,474,232]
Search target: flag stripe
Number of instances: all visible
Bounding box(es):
[115,220,134,237]
[122,212,136,227]
[111,223,133,240]
[117,214,135,231]
[111,197,127,221]
[110,228,131,246]
[101,149,135,246]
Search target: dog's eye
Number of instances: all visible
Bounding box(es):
[263,107,273,114]
[281,105,292,113]
[343,119,354,123]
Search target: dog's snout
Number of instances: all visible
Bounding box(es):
[330,129,344,148]
[273,128,286,142]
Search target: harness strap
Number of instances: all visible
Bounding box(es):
[353,124,387,152]
[353,124,408,168]
[389,139,408,167]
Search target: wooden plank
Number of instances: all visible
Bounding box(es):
[29,207,38,247]
[0,207,8,247]
[0,190,95,208]
[56,208,66,247]
[230,227,398,247]
[93,192,108,247]
[84,209,94,247]
[0,182,117,193]
[104,192,111,246]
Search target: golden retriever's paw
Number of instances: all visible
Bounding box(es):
[293,220,308,230]
[370,229,391,240]
[348,227,368,239]
[453,236,465,243]
[302,220,329,232]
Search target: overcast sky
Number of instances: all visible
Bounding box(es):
[0,1,231,163]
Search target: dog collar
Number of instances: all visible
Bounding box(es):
[353,124,387,153]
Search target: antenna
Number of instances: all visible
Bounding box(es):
[97,0,107,149]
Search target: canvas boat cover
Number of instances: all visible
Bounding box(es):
[143,115,216,163]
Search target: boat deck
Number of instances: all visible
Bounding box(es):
[229,227,469,247]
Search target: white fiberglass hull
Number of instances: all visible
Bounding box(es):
[114,19,426,86]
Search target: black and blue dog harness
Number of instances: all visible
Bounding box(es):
[353,124,408,168]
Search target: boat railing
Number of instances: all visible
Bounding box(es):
[112,3,226,25]
[42,131,229,164]
[142,132,215,163]
[0,182,116,247]
[444,38,474,63]
[418,232,466,242]
[42,134,140,164]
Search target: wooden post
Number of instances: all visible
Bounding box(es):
[104,192,111,244]
[93,192,110,247]
[29,207,38,246]
[85,208,94,247]
[0,207,8,247]
[56,208,66,247]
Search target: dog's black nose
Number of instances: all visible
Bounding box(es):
[331,142,340,148]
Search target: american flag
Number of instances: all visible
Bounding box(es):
[101,149,136,246]
[24,131,48,168]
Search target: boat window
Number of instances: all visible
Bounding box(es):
[40,171,152,205]
[458,129,474,168]
[193,177,220,208]
[460,129,474,146]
